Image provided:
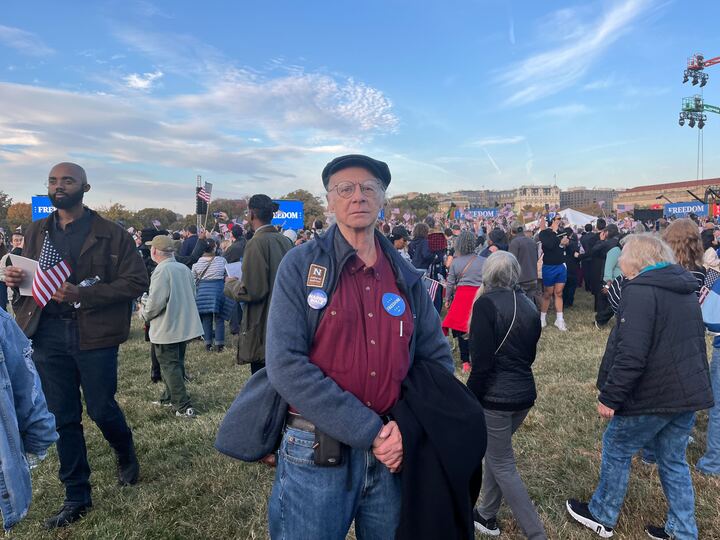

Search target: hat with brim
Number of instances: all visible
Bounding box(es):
[145,235,174,252]
[322,154,391,190]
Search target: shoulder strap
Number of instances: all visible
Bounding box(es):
[457,255,478,283]
[197,255,216,281]
[495,291,517,355]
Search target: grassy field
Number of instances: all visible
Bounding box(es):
[12,290,720,539]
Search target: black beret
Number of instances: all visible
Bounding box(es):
[321,154,391,190]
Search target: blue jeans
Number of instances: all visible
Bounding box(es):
[697,348,720,475]
[32,318,134,505]
[200,313,225,346]
[268,427,401,540]
[589,412,698,539]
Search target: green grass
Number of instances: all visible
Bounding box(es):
[13,291,720,539]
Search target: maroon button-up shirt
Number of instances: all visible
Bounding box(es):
[309,240,414,415]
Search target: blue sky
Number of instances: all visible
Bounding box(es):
[1,0,720,213]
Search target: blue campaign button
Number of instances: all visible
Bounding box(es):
[307,289,328,310]
[382,293,406,317]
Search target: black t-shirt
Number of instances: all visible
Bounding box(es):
[539,228,565,265]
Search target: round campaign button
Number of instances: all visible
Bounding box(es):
[382,293,406,317]
[307,289,328,310]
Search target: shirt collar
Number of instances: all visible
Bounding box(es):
[346,238,384,281]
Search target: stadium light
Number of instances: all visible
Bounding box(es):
[699,119,705,129]
[689,118,696,127]
[683,73,689,83]
[679,117,685,126]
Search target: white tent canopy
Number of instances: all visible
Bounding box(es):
[524,208,598,230]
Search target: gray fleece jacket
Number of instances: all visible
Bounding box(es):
[265,224,454,449]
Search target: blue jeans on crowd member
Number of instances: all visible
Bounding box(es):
[32,318,134,506]
[589,412,698,539]
[200,313,225,346]
[697,347,720,475]
[269,426,401,540]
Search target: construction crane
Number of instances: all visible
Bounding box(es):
[679,95,720,128]
[683,53,720,87]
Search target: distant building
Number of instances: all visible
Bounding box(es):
[613,177,720,210]
[514,185,560,210]
[560,187,617,210]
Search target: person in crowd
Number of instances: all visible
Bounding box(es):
[442,230,484,373]
[0,232,7,311]
[389,225,411,261]
[179,225,199,257]
[585,219,606,301]
[192,238,230,352]
[224,194,291,373]
[539,215,569,331]
[467,251,546,539]
[312,218,325,240]
[0,308,58,531]
[662,219,707,293]
[509,222,539,307]
[408,222,433,270]
[170,231,182,253]
[580,223,597,292]
[10,229,23,255]
[698,342,720,477]
[264,154,457,539]
[425,216,449,312]
[595,224,622,327]
[566,233,713,540]
[562,227,581,308]
[3,162,148,528]
[701,227,720,286]
[282,228,297,247]
[142,235,203,418]
[481,228,508,257]
[223,224,246,264]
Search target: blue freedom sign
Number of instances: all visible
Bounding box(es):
[272,199,305,230]
[31,196,55,221]
[465,208,499,219]
[663,202,708,218]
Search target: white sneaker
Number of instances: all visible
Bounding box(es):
[554,319,568,332]
[176,407,197,418]
[151,401,173,408]
[541,319,547,328]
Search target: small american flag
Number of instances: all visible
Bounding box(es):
[425,277,441,303]
[197,182,213,203]
[32,233,72,308]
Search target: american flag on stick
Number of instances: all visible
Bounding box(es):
[197,182,213,203]
[32,233,72,308]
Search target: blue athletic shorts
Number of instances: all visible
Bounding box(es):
[542,263,567,287]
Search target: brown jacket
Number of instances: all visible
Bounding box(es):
[224,225,291,364]
[12,210,149,350]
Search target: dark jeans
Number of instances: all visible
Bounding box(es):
[563,272,578,307]
[200,312,225,346]
[451,329,470,362]
[153,342,191,412]
[595,292,614,326]
[32,318,134,506]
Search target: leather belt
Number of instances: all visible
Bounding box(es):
[286,413,315,433]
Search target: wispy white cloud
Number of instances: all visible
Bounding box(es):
[508,16,516,45]
[498,0,654,106]
[583,74,618,90]
[0,24,54,57]
[534,103,591,119]
[471,135,525,146]
[123,70,163,90]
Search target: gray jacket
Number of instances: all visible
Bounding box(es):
[265,225,454,449]
[446,255,484,301]
[509,235,538,283]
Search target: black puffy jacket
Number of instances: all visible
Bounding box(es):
[597,264,714,415]
[468,288,541,410]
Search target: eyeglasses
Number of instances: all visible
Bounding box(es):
[327,180,384,199]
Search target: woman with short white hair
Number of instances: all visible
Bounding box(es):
[467,251,546,539]
[567,233,714,539]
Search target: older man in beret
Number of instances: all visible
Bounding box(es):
[264,155,455,539]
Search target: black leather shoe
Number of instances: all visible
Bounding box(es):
[44,503,91,529]
[117,446,140,486]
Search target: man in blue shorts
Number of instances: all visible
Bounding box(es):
[539,215,569,331]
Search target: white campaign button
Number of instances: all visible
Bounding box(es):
[307,289,328,310]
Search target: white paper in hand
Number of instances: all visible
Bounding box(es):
[7,254,39,296]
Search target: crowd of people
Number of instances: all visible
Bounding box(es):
[0,156,717,540]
